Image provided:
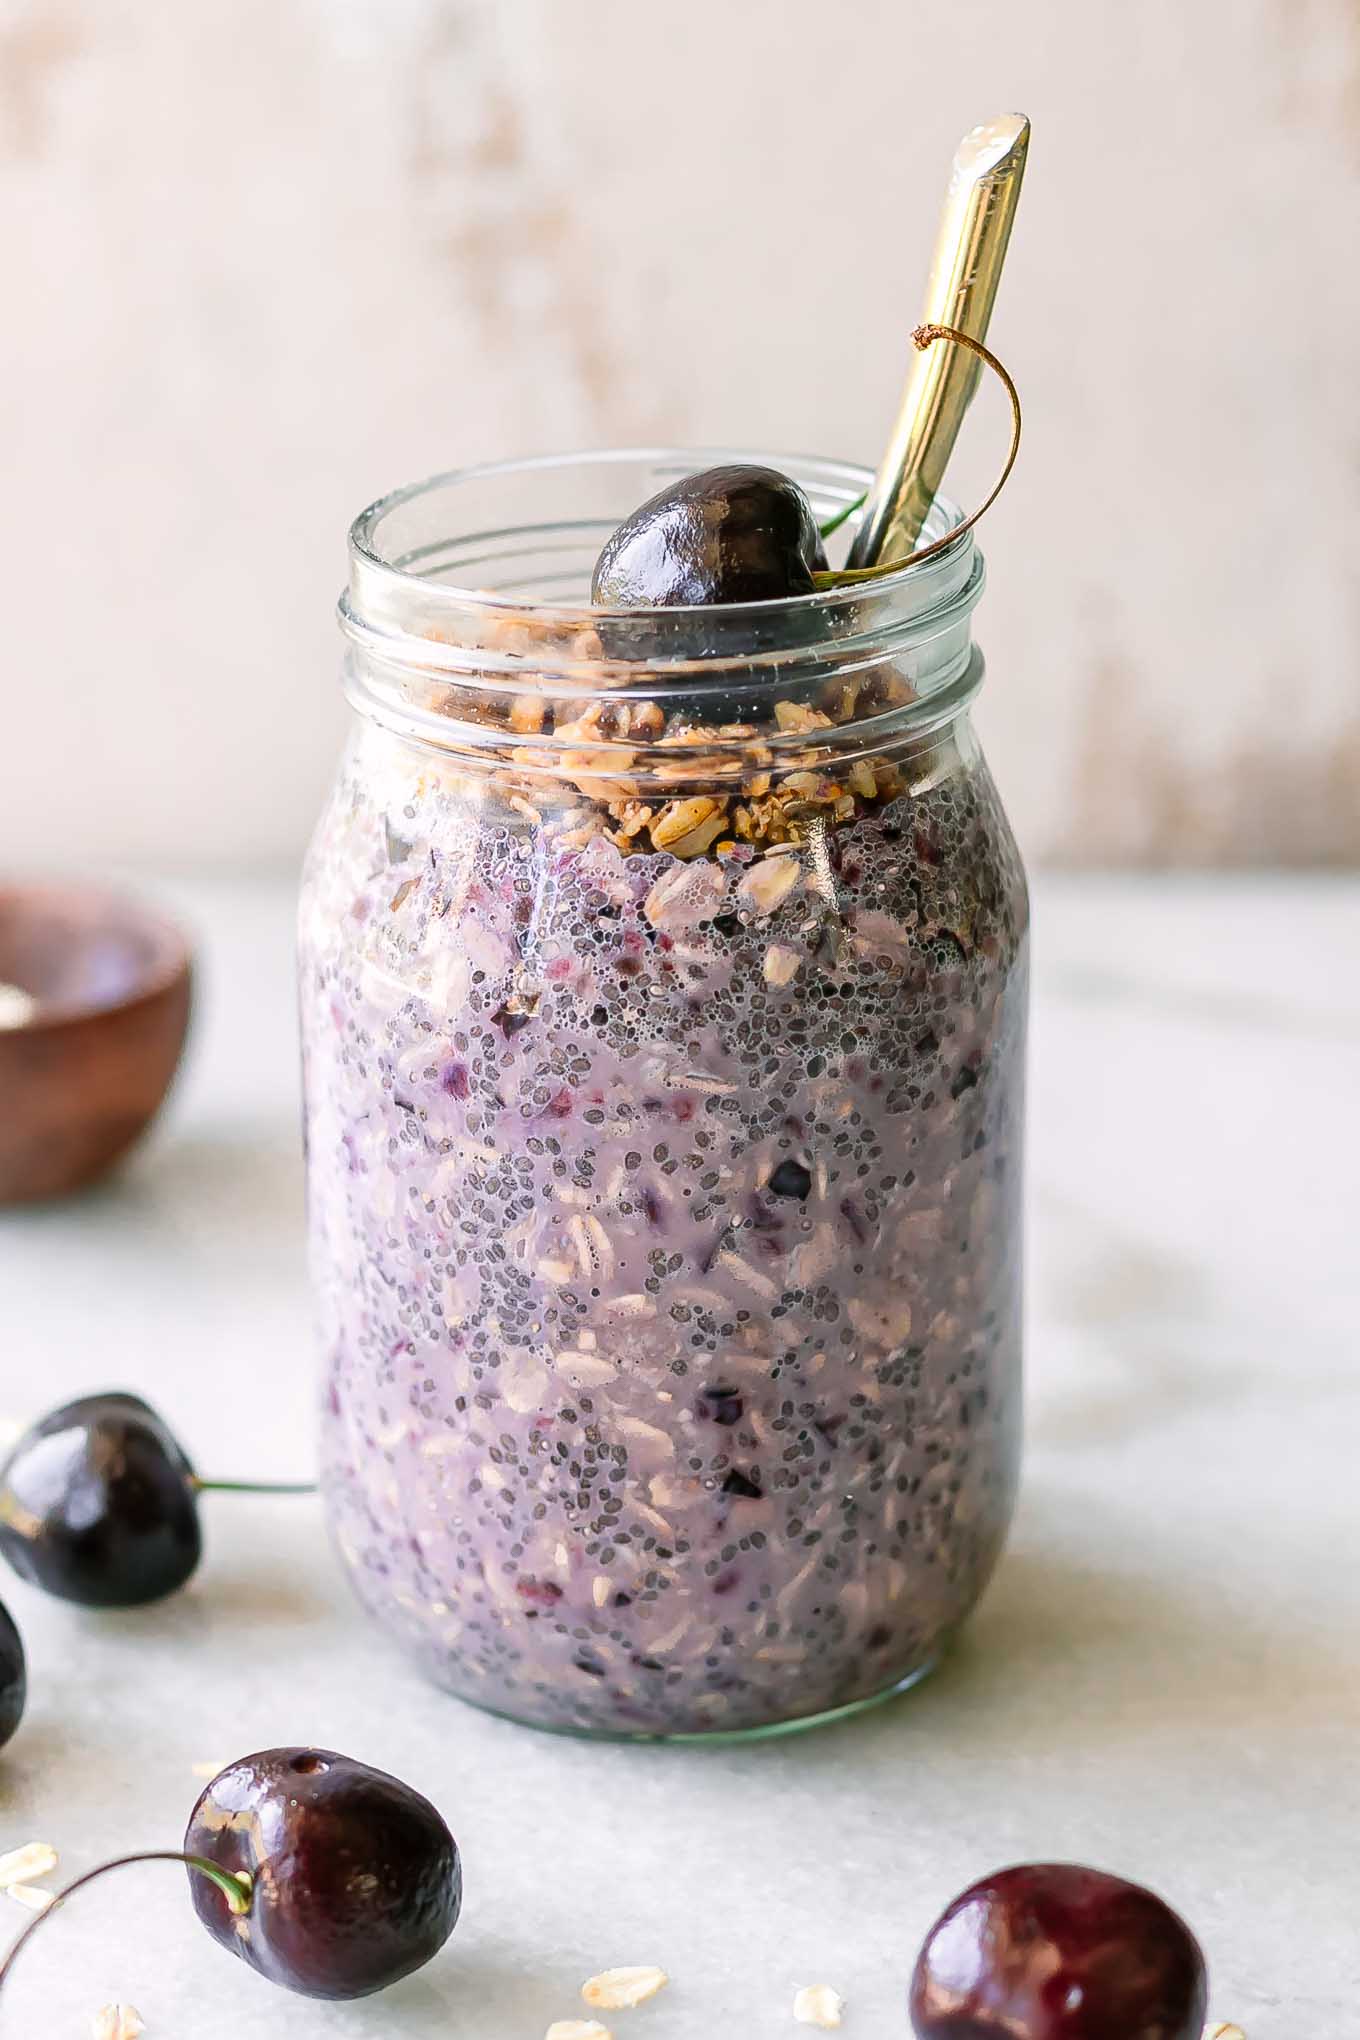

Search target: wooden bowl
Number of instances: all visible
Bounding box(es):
[0,882,192,1204]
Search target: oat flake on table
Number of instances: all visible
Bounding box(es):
[581,1965,669,2010]
[793,1982,845,2028]
[546,2022,612,2040]
[0,1841,58,1889]
[93,2008,146,2040]
[4,1884,54,1911]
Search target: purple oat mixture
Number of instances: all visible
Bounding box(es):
[301,724,1027,1734]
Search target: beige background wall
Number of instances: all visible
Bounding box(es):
[2,0,1357,869]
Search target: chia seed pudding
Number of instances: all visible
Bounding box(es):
[302,453,1028,1738]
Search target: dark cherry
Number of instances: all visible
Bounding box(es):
[0,1392,313,1609]
[592,464,828,608]
[185,1748,462,2000]
[909,1863,1208,2040]
[0,1597,25,1750]
[0,1393,200,1608]
[0,1746,460,2005]
[591,464,837,726]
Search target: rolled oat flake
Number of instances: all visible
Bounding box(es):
[793,1981,846,2028]
[92,2009,146,2040]
[581,1965,669,2010]
[0,984,36,1030]
[0,1842,58,1890]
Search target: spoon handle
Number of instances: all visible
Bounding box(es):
[847,113,1030,569]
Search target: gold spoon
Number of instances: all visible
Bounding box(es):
[847,113,1030,570]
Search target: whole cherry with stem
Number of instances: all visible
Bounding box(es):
[0,1393,315,1608]
[586,325,1020,723]
[0,1748,461,2001]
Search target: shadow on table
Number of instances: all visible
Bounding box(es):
[1029,1190,1261,1449]
[121,1126,305,1235]
[780,1524,1351,1777]
[43,1576,333,1665]
[379,1938,572,2029]
[1,1127,305,1273]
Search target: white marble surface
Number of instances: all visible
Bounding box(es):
[0,875,1356,2036]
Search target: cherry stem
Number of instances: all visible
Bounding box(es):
[0,1852,251,1992]
[191,1477,317,1496]
[818,490,866,540]
[812,323,1022,587]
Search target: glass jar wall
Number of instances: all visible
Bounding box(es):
[300,451,1028,1738]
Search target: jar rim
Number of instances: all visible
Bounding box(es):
[344,446,980,645]
[338,449,986,778]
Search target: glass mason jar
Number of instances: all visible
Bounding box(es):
[300,450,1028,1740]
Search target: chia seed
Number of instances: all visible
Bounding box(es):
[301,727,1027,1736]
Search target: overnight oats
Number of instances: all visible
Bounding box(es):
[300,451,1028,1738]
